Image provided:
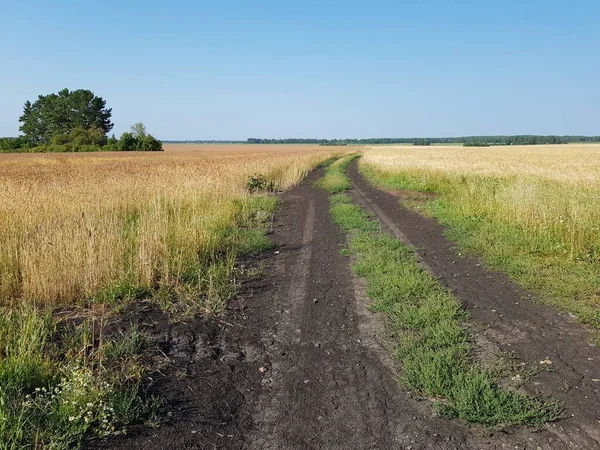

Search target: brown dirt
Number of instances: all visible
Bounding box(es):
[349,160,600,448]
[90,164,600,449]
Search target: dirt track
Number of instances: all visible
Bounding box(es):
[94,164,600,449]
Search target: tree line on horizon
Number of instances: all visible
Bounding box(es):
[246,135,600,145]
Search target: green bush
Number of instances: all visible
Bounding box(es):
[1,123,162,153]
[246,174,275,193]
[0,137,28,152]
[118,132,137,151]
[117,132,162,152]
[137,134,162,151]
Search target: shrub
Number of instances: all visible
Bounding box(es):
[247,174,275,193]
[117,132,163,151]
[0,137,28,152]
[137,134,163,151]
[118,132,138,151]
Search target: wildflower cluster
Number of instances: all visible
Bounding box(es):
[22,365,125,445]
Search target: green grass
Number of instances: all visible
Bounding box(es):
[0,305,161,449]
[321,162,561,428]
[360,165,600,334]
[314,153,361,193]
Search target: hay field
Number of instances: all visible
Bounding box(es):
[361,144,600,328]
[0,146,340,306]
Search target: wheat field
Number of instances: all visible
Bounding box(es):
[0,145,340,306]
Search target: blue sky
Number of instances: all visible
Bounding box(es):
[1,0,599,140]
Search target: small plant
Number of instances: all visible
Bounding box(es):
[246,174,275,193]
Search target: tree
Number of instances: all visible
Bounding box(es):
[138,134,162,151]
[130,122,147,138]
[118,132,138,151]
[19,88,113,144]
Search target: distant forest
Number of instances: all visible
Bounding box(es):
[164,140,246,144]
[246,136,600,145]
[162,136,600,146]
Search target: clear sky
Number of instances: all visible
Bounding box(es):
[1,0,599,140]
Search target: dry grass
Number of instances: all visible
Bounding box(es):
[361,144,600,329]
[0,146,340,306]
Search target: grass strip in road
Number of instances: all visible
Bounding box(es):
[319,159,561,428]
[314,153,361,192]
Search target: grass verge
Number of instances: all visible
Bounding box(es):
[0,305,161,450]
[314,153,361,192]
[319,159,561,428]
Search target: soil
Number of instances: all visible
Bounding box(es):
[90,164,600,449]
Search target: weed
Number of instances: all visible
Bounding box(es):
[246,174,275,193]
[104,325,145,362]
[0,306,157,448]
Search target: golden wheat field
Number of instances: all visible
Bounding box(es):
[363,144,600,183]
[0,145,341,306]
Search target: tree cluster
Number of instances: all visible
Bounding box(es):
[20,88,113,145]
[109,123,162,151]
[163,140,245,144]
[413,138,431,146]
[247,138,333,144]
[2,89,163,153]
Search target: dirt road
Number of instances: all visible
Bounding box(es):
[96,165,600,449]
